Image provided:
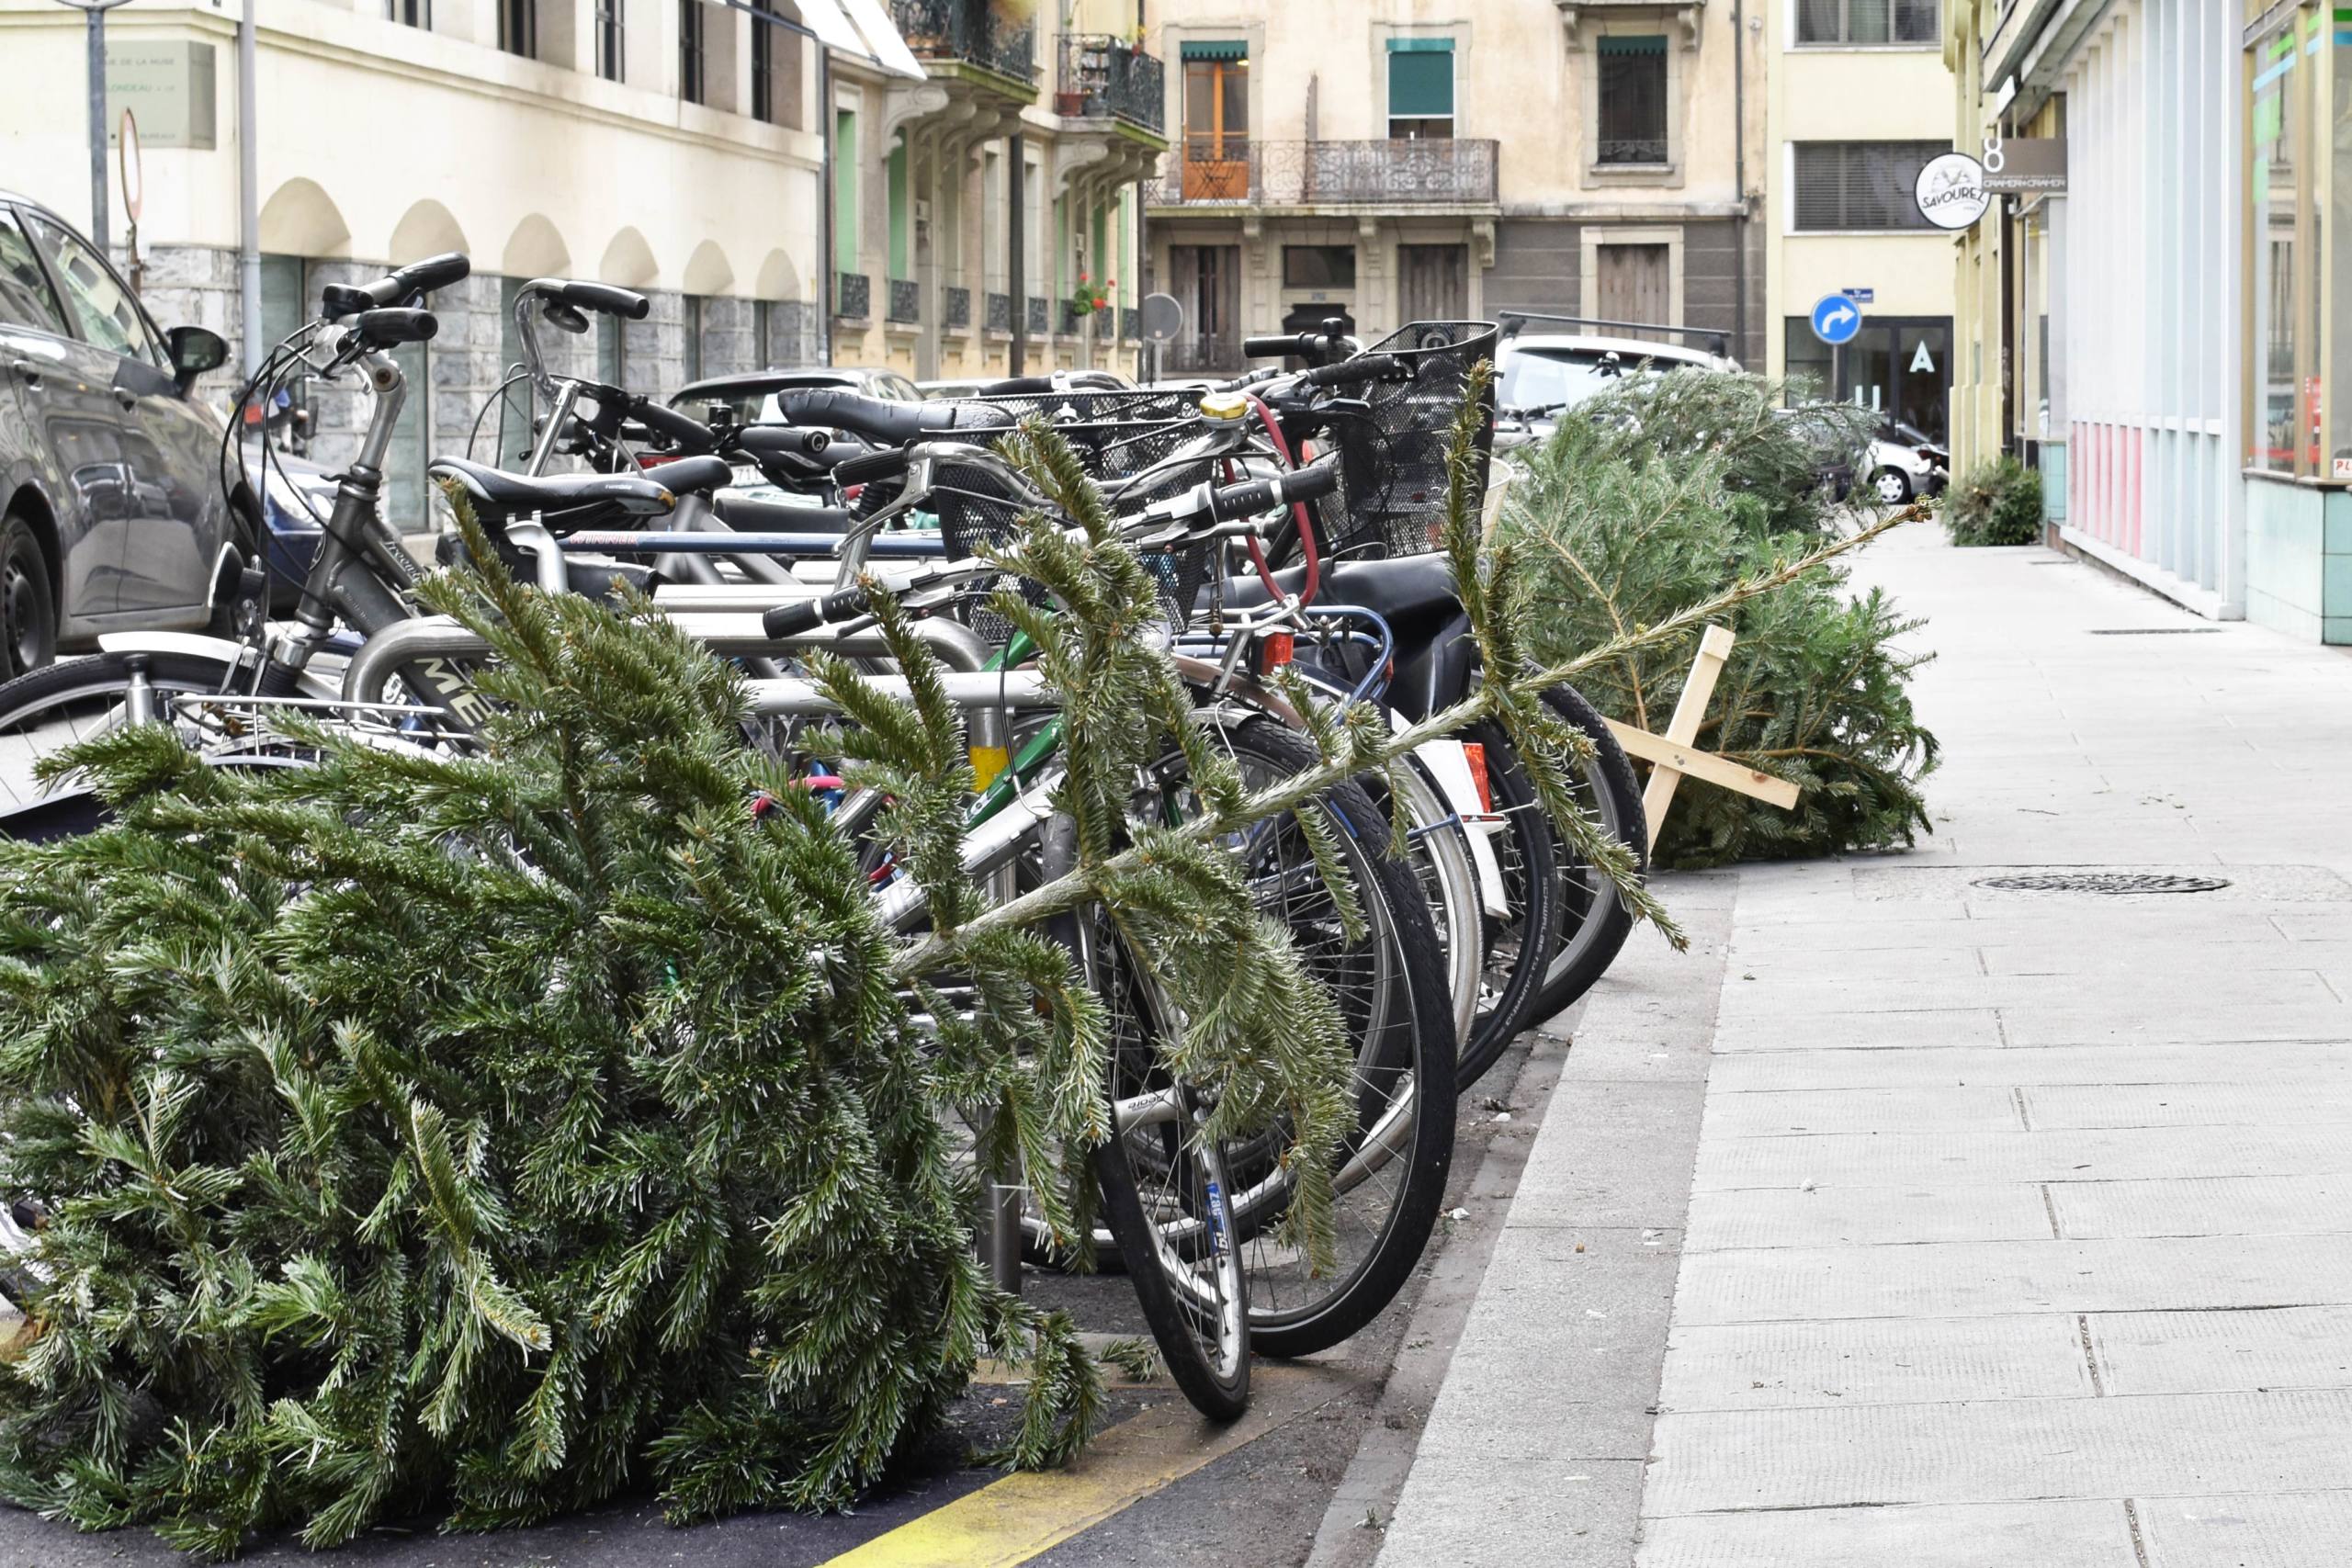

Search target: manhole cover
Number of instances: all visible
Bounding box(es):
[1972,872,2233,895]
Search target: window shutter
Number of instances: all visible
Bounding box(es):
[1792,141,1942,230]
[1386,42,1453,118]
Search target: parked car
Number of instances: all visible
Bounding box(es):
[0,189,243,672]
[239,438,339,611]
[1492,318,1738,449]
[1870,419,1951,502]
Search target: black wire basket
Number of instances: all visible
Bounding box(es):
[1312,321,1498,560]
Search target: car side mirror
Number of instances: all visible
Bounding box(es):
[166,325,230,392]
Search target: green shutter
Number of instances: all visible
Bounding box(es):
[834,109,857,276]
[1387,46,1453,119]
[1385,37,1453,51]
[887,136,909,280]
[1598,35,1668,53]
[1180,39,1246,62]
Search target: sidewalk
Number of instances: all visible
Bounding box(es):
[1374,527,2352,1566]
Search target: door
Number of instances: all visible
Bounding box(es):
[1595,243,1670,329]
[1,203,133,627]
[1396,243,1468,327]
[1182,51,1250,200]
[24,208,218,618]
[1170,243,1240,370]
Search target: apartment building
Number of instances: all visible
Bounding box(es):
[827,0,1164,382]
[1764,0,1955,440]
[0,0,874,525]
[1140,0,1765,371]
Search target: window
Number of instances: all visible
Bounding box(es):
[1386,39,1453,140]
[680,0,706,103]
[498,0,535,56]
[1596,38,1668,165]
[260,254,314,441]
[497,275,533,464]
[2248,24,2309,475]
[22,209,161,364]
[386,0,430,27]
[1283,245,1356,288]
[1169,243,1239,369]
[594,0,624,82]
[0,209,69,337]
[888,135,910,283]
[1792,141,1943,231]
[751,0,801,125]
[1796,0,1939,44]
[1783,316,1951,441]
[597,311,627,390]
[1180,41,1249,197]
[683,295,705,382]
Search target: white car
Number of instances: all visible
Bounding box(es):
[1492,317,1739,447]
[1862,421,1951,503]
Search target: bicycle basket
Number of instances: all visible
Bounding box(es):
[1313,321,1498,560]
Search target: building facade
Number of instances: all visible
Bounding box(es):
[1948,0,2352,639]
[1764,0,1956,438]
[827,0,1164,383]
[1139,0,1766,371]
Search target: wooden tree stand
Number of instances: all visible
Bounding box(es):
[1599,625,1800,852]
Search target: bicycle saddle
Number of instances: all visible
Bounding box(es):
[1220,554,1460,630]
[774,388,1014,445]
[429,455,732,530]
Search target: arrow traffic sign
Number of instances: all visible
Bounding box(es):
[1810,293,1862,346]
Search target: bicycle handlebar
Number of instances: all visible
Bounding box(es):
[322,253,471,320]
[349,308,439,350]
[546,280,651,321]
[763,584,873,639]
[831,446,913,486]
[1303,353,1406,389]
[1202,458,1340,523]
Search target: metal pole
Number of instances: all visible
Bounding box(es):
[1008,132,1026,375]
[85,6,108,254]
[818,46,834,365]
[239,0,263,378]
[1731,0,1747,364]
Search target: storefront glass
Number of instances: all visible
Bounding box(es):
[2245,7,2325,476]
[1783,316,1951,441]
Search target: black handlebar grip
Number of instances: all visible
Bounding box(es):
[1304,354,1406,389]
[778,388,939,445]
[390,253,470,299]
[831,446,913,486]
[733,425,832,460]
[762,585,873,639]
[630,397,718,452]
[976,374,1058,394]
[1206,460,1340,523]
[1242,333,1313,360]
[351,308,439,349]
[553,280,652,321]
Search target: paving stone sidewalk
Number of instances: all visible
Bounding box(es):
[1375,528,2352,1567]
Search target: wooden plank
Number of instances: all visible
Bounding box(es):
[1636,624,1739,851]
[1603,718,1803,810]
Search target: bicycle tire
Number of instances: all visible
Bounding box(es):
[1457,722,1565,1089]
[0,650,249,835]
[1529,682,1646,1021]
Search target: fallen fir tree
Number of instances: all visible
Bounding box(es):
[0,394,1905,1556]
[1492,372,1939,868]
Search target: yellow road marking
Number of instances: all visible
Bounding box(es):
[816,1365,1347,1568]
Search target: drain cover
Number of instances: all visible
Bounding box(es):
[1972,872,2232,895]
[2088,627,2222,636]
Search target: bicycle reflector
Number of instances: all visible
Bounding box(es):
[1461,741,1494,815]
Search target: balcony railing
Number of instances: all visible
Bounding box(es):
[837,271,871,320]
[944,285,972,330]
[1026,296,1049,335]
[1120,306,1138,342]
[1057,34,1165,133]
[1596,137,1668,166]
[887,278,920,323]
[1147,138,1500,207]
[986,290,1012,332]
[889,0,1036,86]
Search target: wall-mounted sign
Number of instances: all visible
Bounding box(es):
[1810,292,1863,346]
[1982,135,2067,194]
[1842,288,1875,304]
[1915,152,1990,231]
[105,42,216,152]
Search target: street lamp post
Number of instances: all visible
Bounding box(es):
[51,0,134,255]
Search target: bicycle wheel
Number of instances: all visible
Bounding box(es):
[1457,722,1564,1089]
[1165,714,1458,1359]
[0,650,248,836]
[1530,682,1646,1021]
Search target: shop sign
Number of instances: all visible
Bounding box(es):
[1915,152,1990,231]
[105,42,217,152]
[1983,135,2067,194]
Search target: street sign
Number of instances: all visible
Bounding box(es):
[1810,292,1863,346]
[1138,291,1183,344]
[1842,288,1874,304]
[1915,152,1990,230]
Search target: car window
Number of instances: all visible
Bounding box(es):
[0,209,71,338]
[23,210,164,366]
[1499,349,1647,412]
[879,375,923,401]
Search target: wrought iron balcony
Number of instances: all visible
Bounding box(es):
[1596,138,1669,166]
[889,0,1036,88]
[1147,138,1499,207]
[887,278,920,323]
[1057,34,1165,134]
[837,271,871,320]
[1120,306,1138,343]
[986,290,1012,332]
[1026,296,1049,335]
[1061,301,1091,336]
[944,285,972,331]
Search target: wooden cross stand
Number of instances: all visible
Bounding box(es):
[1600,625,1801,852]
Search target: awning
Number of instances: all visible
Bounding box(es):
[834,0,927,80]
[1180,39,1248,62]
[1385,37,1454,51]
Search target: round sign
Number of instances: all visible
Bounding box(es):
[1914,151,1989,231]
[1809,293,1863,347]
[119,109,142,224]
[1138,291,1183,344]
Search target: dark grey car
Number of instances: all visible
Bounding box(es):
[0,191,239,674]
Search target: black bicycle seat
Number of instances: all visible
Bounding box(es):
[1220,553,1459,628]
[430,457,726,530]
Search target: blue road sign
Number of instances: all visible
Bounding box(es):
[1841,288,1875,304]
[1811,293,1863,345]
